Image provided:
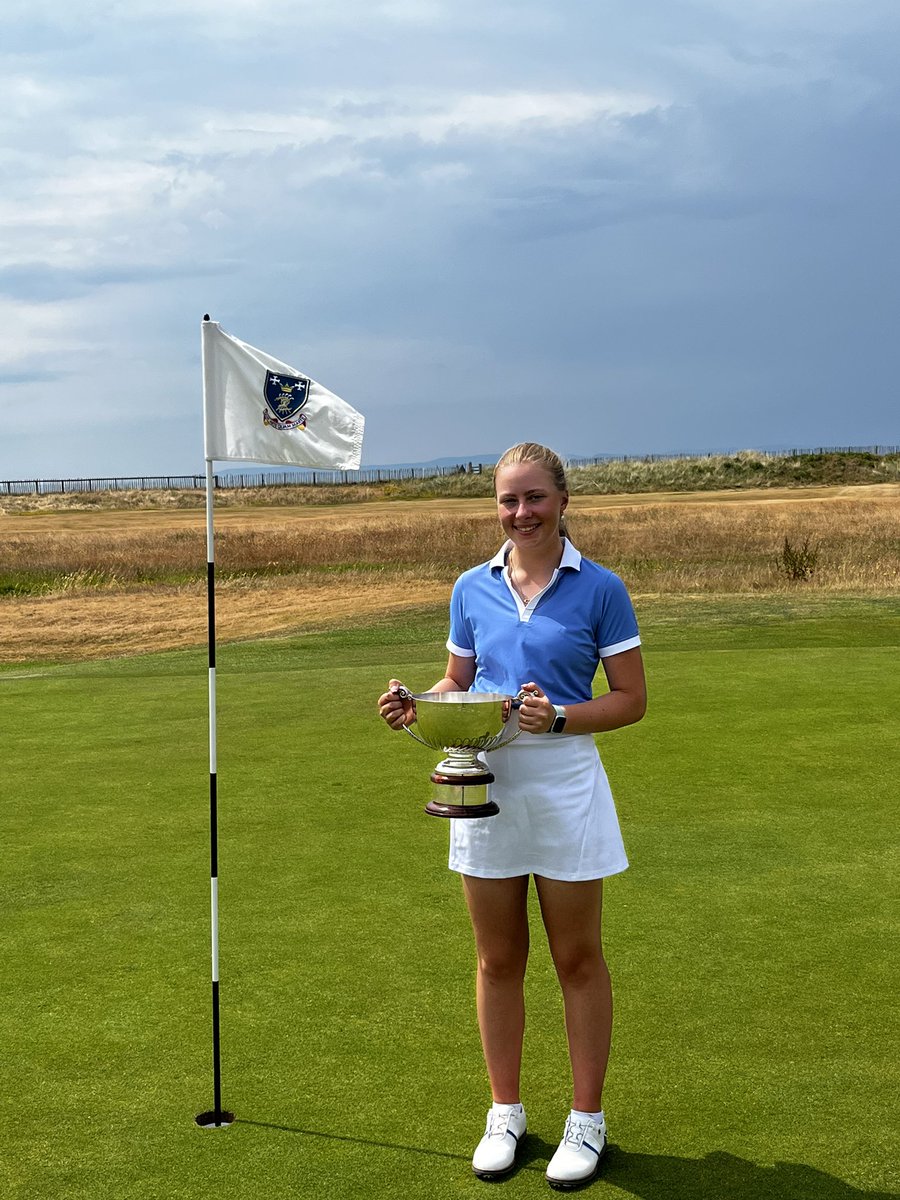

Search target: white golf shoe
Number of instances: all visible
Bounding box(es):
[545,1111,607,1190]
[471,1104,527,1180]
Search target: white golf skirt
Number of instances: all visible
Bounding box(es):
[448,733,629,882]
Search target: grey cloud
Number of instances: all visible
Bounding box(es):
[0,369,65,385]
[0,262,237,303]
[2,0,900,475]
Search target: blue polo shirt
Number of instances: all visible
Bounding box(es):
[447,539,640,705]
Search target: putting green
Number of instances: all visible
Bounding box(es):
[0,600,897,1199]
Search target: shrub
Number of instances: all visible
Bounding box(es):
[779,535,820,581]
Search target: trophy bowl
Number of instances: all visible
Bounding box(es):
[396,688,523,818]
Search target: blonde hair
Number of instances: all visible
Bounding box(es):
[493,442,570,538]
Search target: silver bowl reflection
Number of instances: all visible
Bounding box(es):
[399,688,523,776]
[411,691,519,749]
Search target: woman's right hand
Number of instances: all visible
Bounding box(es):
[377,679,415,729]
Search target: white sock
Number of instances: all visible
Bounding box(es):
[492,1101,524,1115]
[572,1108,604,1124]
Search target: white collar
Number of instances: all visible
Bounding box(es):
[489,538,582,573]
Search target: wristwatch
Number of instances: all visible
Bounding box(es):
[548,705,567,734]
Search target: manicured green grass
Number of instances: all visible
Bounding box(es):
[1,599,898,1199]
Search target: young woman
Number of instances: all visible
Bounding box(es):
[377,443,646,1189]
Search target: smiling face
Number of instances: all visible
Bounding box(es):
[494,461,568,557]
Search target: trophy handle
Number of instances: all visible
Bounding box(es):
[504,690,529,722]
[392,685,427,745]
[403,726,432,749]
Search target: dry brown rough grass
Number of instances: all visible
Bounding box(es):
[0,572,445,663]
[1,484,898,663]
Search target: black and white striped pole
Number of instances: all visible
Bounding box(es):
[196,316,234,1130]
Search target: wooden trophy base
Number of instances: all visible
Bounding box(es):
[425,771,499,819]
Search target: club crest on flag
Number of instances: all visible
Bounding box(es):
[263,370,310,431]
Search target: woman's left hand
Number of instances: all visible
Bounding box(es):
[517,682,556,734]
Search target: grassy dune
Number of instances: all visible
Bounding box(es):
[379,449,900,498]
[3,450,900,514]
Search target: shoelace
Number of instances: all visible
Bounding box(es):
[487,1112,512,1139]
[563,1117,592,1149]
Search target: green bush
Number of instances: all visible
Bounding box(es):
[779,535,820,581]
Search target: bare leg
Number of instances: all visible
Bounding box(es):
[461,874,530,1104]
[534,877,610,1112]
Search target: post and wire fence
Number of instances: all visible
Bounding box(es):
[3,446,899,498]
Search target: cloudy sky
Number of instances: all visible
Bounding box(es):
[2,0,898,478]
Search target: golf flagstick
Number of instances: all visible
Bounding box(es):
[196,317,234,1129]
[193,313,363,1129]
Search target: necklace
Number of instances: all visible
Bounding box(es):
[508,560,550,603]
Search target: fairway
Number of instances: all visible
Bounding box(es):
[1,602,898,1199]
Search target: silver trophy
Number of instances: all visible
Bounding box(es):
[396,687,524,818]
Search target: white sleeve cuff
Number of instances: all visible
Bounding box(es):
[598,635,642,658]
[446,639,476,657]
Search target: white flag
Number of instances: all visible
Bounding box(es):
[202,320,364,469]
